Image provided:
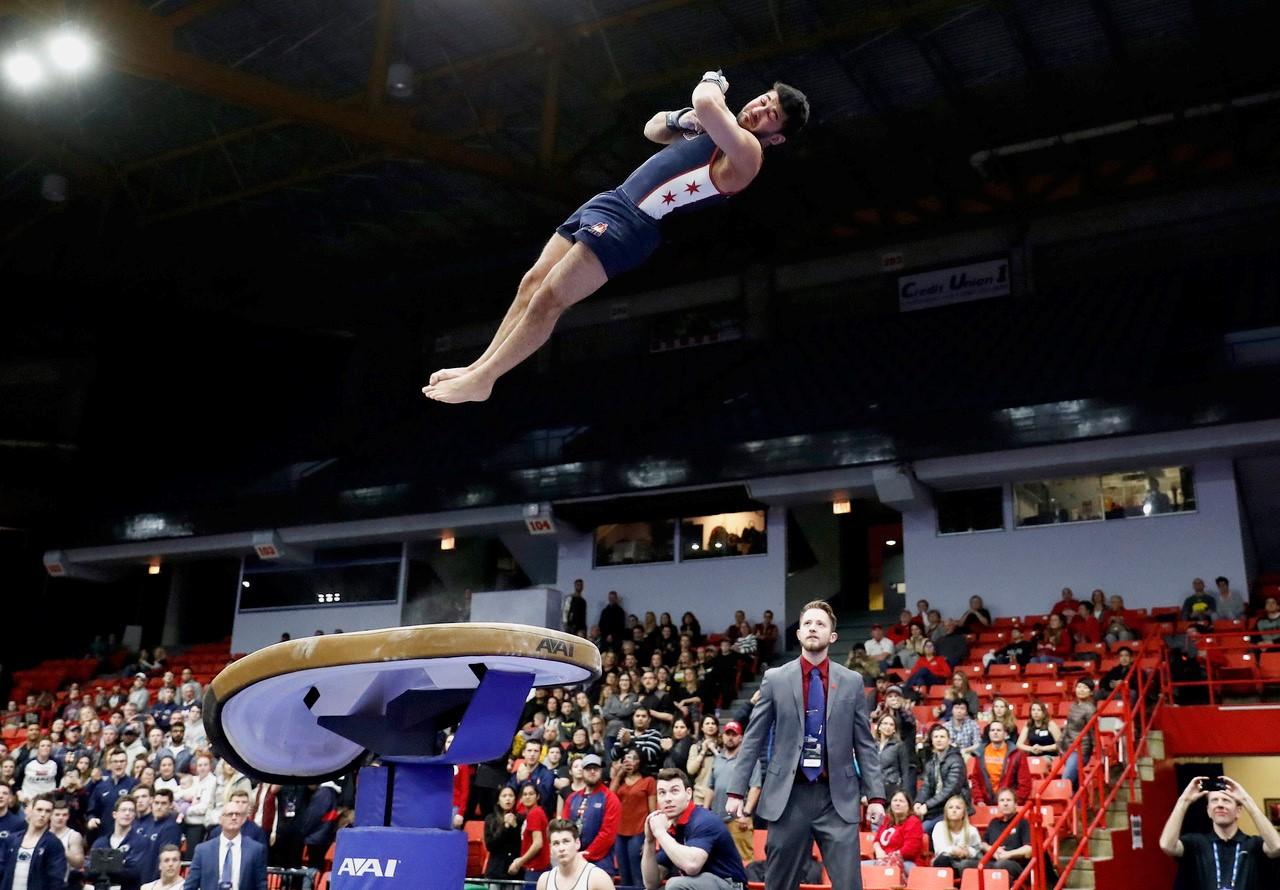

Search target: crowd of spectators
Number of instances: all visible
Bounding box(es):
[2,573,1275,890]
[1,646,348,890]
[469,576,1274,887]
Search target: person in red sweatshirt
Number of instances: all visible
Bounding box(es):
[558,755,621,876]
[886,611,915,646]
[1069,602,1102,645]
[968,722,1033,805]
[872,790,926,870]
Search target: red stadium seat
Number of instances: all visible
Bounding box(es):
[753,829,767,862]
[907,867,956,889]
[860,831,875,859]
[970,805,999,829]
[1020,662,1055,680]
[861,864,902,890]
[1038,779,1073,815]
[960,868,1010,890]
[1027,756,1050,777]
[986,663,1019,679]
[1035,679,1068,698]
[1259,653,1280,681]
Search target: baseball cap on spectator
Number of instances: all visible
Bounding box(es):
[65,723,81,732]
[886,685,903,696]
[136,672,147,679]
[580,754,603,768]
[870,624,883,630]
[122,725,140,737]
[722,721,743,735]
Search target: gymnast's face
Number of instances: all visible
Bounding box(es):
[737,90,787,144]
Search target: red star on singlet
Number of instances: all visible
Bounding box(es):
[685,181,701,194]
[661,191,677,204]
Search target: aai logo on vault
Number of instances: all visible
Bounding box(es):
[337,858,400,878]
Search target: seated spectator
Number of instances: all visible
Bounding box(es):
[873,714,912,801]
[1050,587,1078,616]
[887,611,915,645]
[1087,589,1108,620]
[638,671,676,728]
[845,643,880,681]
[1100,647,1141,701]
[897,624,929,670]
[968,722,1032,805]
[935,619,971,667]
[601,674,639,741]
[871,685,917,747]
[730,623,757,659]
[902,640,950,694]
[723,610,747,641]
[1070,602,1102,644]
[1254,596,1280,644]
[930,795,982,872]
[924,609,945,642]
[664,719,693,773]
[912,599,931,628]
[1103,612,1136,644]
[959,596,992,631]
[983,626,1035,671]
[944,701,981,757]
[753,610,779,662]
[978,788,1034,880]
[865,625,895,670]
[1016,701,1061,757]
[679,612,703,646]
[934,672,980,723]
[982,698,1019,742]
[871,790,926,873]
[914,726,970,834]
[1214,575,1247,621]
[1182,577,1217,621]
[1030,614,1072,665]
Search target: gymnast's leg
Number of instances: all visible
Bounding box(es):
[425,233,573,387]
[423,242,608,403]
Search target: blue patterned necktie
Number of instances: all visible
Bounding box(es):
[803,666,825,782]
[222,841,234,886]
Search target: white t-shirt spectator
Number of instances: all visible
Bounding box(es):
[865,637,895,662]
[21,757,59,800]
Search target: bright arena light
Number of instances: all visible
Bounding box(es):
[46,29,94,74]
[3,50,44,89]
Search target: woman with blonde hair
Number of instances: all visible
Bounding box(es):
[931,794,984,871]
[983,696,1019,742]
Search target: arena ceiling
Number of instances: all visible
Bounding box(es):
[1,0,1279,536]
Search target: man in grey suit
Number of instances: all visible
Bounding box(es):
[726,600,884,890]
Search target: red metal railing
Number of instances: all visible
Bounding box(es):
[971,633,1164,890]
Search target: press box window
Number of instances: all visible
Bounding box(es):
[1015,466,1195,527]
[680,510,766,559]
[594,521,675,567]
[936,488,1004,535]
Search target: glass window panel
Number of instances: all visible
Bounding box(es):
[936,488,1004,534]
[1015,466,1195,528]
[594,521,675,566]
[679,510,767,560]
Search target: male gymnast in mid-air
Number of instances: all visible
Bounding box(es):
[421,70,809,404]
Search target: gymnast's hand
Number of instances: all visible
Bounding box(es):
[677,109,703,133]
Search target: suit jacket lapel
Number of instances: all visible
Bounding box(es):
[827,667,838,720]
[790,660,804,725]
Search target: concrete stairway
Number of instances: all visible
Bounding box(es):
[1055,729,1164,888]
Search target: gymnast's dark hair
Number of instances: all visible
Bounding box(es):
[773,81,809,138]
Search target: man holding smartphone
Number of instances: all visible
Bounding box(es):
[1159,775,1280,889]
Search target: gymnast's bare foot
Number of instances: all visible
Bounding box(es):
[422,370,493,404]
[427,366,473,386]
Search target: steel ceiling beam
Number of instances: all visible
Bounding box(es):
[367,0,396,111]
[81,3,514,180]
[162,0,238,31]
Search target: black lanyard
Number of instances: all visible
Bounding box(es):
[1212,839,1241,889]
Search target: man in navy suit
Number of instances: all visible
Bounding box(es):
[183,800,268,890]
[0,793,67,890]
